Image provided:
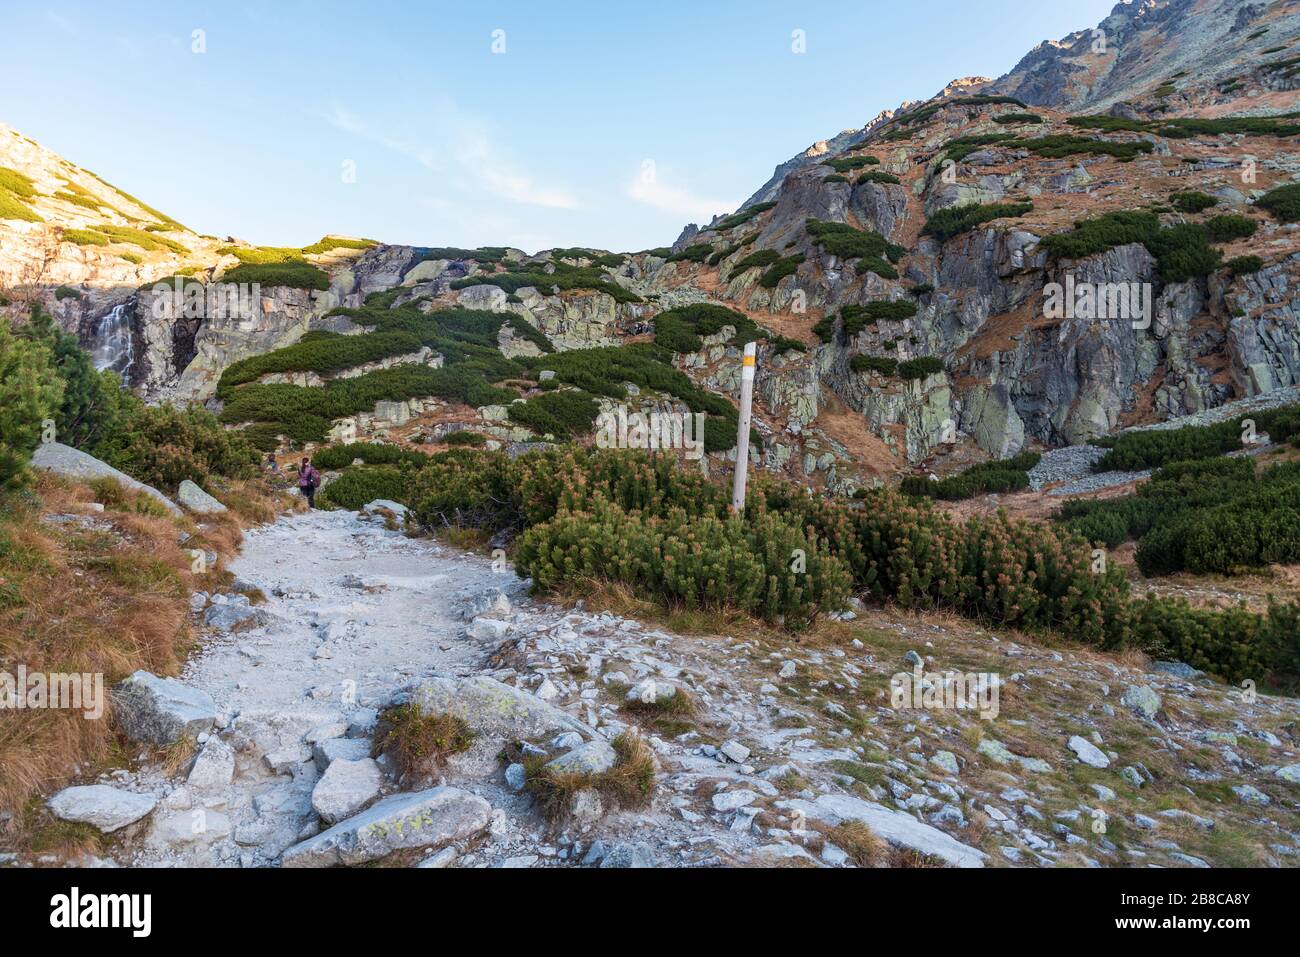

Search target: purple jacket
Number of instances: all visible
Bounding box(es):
[298,464,320,488]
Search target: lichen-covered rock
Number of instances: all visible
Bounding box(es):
[177,479,227,515]
[280,786,491,867]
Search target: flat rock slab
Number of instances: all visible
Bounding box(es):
[311,758,383,824]
[280,786,491,867]
[49,785,157,833]
[777,793,987,869]
[113,670,218,745]
[31,442,181,516]
[1068,735,1111,769]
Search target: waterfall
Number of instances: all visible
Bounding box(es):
[90,302,135,378]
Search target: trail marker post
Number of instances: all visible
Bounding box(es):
[731,341,757,514]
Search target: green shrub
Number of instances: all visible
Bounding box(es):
[1040,210,1228,282]
[450,260,641,303]
[667,243,714,263]
[219,364,513,443]
[993,112,1043,124]
[758,255,805,288]
[97,225,189,255]
[897,356,944,379]
[0,167,37,198]
[318,465,416,510]
[516,344,754,453]
[822,174,850,184]
[922,201,1033,241]
[1171,191,1218,213]
[822,155,880,173]
[1257,183,1300,222]
[0,318,63,489]
[53,286,82,301]
[1091,418,1246,471]
[219,261,330,291]
[896,95,1027,127]
[1226,255,1264,275]
[95,403,259,493]
[507,390,600,440]
[767,335,807,354]
[1203,214,1258,242]
[62,229,108,246]
[442,430,488,446]
[515,497,852,629]
[217,331,425,396]
[653,303,758,353]
[707,201,776,233]
[850,354,897,376]
[1068,114,1300,139]
[300,236,377,255]
[805,220,903,278]
[900,451,1041,501]
[856,170,901,186]
[0,191,42,222]
[312,442,431,470]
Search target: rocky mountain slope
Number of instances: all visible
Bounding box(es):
[1,0,1298,494]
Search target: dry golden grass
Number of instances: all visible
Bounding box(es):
[824,820,886,867]
[521,732,656,826]
[0,472,301,847]
[371,703,474,784]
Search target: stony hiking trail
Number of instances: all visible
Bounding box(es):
[59,504,1300,869]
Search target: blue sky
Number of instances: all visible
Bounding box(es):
[3,0,1117,252]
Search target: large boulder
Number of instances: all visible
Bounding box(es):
[776,793,987,868]
[113,670,218,745]
[48,785,157,833]
[177,480,228,515]
[30,443,181,516]
[280,786,491,867]
[404,675,594,743]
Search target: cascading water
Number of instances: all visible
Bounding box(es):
[90,301,136,379]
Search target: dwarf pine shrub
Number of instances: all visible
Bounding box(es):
[395,445,1299,682]
[1258,183,1300,222]
[922,201,1034,242]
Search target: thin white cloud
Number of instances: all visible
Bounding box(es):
[323,103,575,209]
[626,168,736,222]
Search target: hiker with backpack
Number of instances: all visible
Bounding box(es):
[298,457,321,508]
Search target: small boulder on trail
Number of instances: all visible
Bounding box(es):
[48,784,157,833]
[113,670,218,745]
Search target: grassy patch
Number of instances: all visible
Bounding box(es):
[371,704,474,782]
[521,732,655,824]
